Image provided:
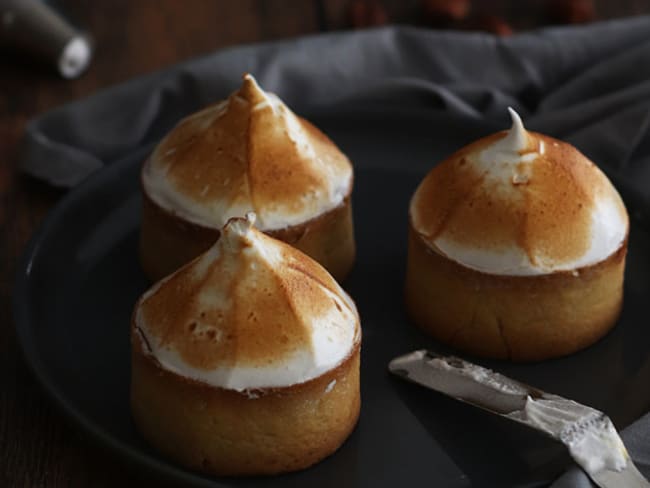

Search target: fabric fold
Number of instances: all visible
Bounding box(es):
[22,17,650,188]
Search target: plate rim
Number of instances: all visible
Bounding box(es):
[13,149,234,487]
[13,116,650,486]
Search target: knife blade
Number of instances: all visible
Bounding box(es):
[388,350,650,488]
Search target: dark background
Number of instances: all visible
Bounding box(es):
[2,1,650,486]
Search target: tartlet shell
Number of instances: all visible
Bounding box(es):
[139,174,356,283]
[405,222,627,361]
[130,322,361,476]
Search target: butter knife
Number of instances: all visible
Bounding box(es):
[388,350,649,488]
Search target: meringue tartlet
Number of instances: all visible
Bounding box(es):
[131,214,361,476]
[405,109,628,361]
[140,74,355,283]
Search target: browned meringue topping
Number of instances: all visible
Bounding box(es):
[411,109,628,275]
[142,74,353,231]
[135,214,360,390]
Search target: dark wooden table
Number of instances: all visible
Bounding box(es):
[2,1,648,486]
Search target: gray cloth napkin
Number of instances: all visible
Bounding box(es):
[20,17,650,486]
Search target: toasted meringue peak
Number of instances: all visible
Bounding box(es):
[220,212,256,251]
[504,107,528,152]
[142,73,353,231]
[410,110,628,276]
[477,108,539,169]
[134,218,360,391]
[239,74,268,104]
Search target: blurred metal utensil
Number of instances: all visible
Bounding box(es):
[0,0,92,78]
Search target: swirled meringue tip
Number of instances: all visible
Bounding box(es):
[410,108,628,276]
[503,107,528,152]
[141,73,353,232]
[220,211,256,251]
[134,214,360,391]
[239,73,274,109]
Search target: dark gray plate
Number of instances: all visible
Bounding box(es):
[14,110,650,487]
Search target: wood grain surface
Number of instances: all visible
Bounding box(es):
[1,1,648,486]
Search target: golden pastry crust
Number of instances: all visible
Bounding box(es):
[139,186,355,283]
[130,332,361,476]
[405,225,627,361]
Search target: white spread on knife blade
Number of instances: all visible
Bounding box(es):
[507,395,628,474]
[388,350,629,475]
